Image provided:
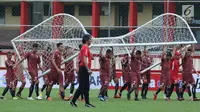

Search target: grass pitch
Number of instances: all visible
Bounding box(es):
[0,88,200,112]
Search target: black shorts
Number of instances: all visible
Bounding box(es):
[78,66,90,91]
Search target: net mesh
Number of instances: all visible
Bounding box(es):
[11,13,197,78]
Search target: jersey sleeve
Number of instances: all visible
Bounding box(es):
[82,46,88,57]
[24,52,30,59]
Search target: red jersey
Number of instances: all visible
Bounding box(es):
[24,51,41,73]
[5,60,15,75]
[182,55,193,73]
[79,45,91,69]
[51,50,62,72]
[170,58,180,76]
[141,55,152,71]
[161,54,170,77]
[121,57,130,74]
[131,55,141,75]
[99,56,110,76]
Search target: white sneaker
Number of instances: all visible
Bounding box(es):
[36,96,42,100]
[27,97,34,100]
[163,94,166,99]
[39,92,43,98]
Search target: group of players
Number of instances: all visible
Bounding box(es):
[0,34,200,104]
[98,44,200,101]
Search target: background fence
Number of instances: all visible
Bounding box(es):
[0,0,200,51]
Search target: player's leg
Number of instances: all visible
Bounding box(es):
[46,83,53,100]
[180,82,186,99]
[127,82,136,100]
[16,78,26,99]
[69,82,75,98]
[154,83,164,100]
[0,86,9,99]
[99,77,109,101]
[58,73,68,101]
[35,79,42,100]
[119,82,129,97]
[144,73,150,99]
[28,73,35,100]
[141,74,145,98]
[64,73,69,90]
[114,77,120,98]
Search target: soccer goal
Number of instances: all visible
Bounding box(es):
[11,13,197,78]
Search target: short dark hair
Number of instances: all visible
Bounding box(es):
[106,49,112,54]
[136,50,142,55]
[57,43,63,48]
[187,49,192,52]
[166,52,172,57]
[7,52,12,55]
[124,54,129,56]
[79,44,83,50]
[82,34,91,44]
[33,43,38,48]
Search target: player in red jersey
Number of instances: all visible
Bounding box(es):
[127,47,142,101]
[76,44,84,101]
[118,54,131,98]
[62,47,75,100]
[153,45,172,101]
[11,53,26,99]
[179,45,199,101]
[45,43,68,101]
[40,46,52,98]
[14,43,43,100]
[0,52,18,100]
[168,46,182,100]
[110,48,120,98]
[70,34,95,108]
[98,47,112,101]
[141,46,153,99]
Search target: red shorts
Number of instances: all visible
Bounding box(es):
[130,72,141,87]
[160,75,170,86]
[141,72,151,84]
[49,71,63,86]
[29,72,38,82]
[170,75,178,84]
[64,72,75,84]
[5,74,17,87]
[100,75,110,86]
[182,72,195,84]
[122,72,130,83]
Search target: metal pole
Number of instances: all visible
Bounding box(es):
[108,0,111,37]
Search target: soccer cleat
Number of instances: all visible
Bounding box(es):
[141,95,146,99]
[63,97,70,101]
[134,98,140,101]
[165,97,171,101]
[99,96,105,101]
[27,97,34,100]
[36,96,43,100]
[114,95,120,98]
[46,97,52,101]
[85,103,96,108]
[16,94,23,99]
[127,93,131,100]
[104,95,109,99]
[0,96,6,99]
[13,97,18,100]
[193,98,200,101]
[118,92,122,98]
[163,94,166,99]
[153,94,157,100]
[190,97,194,101]
[70,101,77,107]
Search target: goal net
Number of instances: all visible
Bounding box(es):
[11,13,197,78]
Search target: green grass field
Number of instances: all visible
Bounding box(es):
[0,88,200,112]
